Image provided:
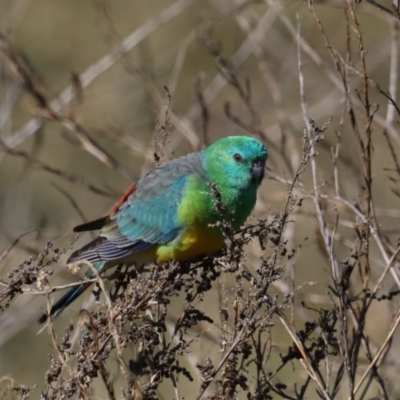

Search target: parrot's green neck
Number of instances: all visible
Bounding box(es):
[177,175,257,231]
[207,182,257,229]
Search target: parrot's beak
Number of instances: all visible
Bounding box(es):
[251,160,265,184]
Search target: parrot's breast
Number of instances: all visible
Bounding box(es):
[152,172,253,263]
[155,223,225,262]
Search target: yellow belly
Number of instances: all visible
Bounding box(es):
[155,224,225,262]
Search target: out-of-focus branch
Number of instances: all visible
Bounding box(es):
[1,0,195,152]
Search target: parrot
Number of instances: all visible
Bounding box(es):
[38,135,267,323]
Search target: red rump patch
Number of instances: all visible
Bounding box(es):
[109,182,137,218]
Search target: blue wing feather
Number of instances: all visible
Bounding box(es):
[113,174,187,244]
[68,154,207,264]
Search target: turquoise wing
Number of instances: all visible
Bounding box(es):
[68,153,207,264]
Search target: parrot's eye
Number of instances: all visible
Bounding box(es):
[233,153,243,162]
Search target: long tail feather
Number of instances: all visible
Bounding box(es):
[38,262,105,324]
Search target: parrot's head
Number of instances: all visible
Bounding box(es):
[203,136,268,190]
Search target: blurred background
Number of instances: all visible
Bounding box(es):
[0,0,399,398]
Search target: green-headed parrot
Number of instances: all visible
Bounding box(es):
[38,136,268,323]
